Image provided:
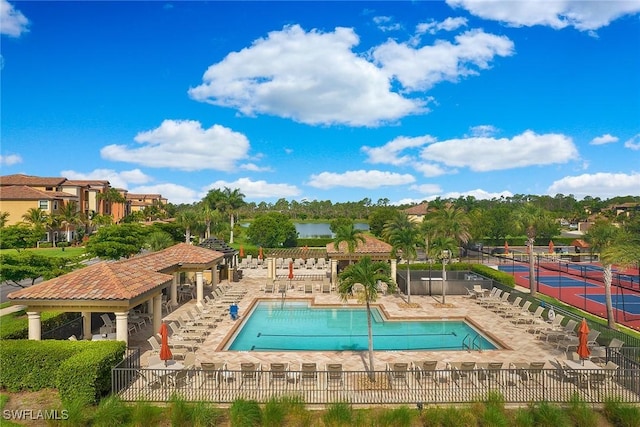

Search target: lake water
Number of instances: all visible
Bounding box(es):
[294,222,369,238]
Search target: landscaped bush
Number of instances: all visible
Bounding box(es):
[297,238,333,247]
[0,310,80,340]
[0,340,125,406]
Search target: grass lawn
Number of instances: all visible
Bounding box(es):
[0,247,86,258]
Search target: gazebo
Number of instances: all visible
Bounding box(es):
[8,243,224,345]
[325,235,396,284]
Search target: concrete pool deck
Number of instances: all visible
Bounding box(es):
[129,266,568,372]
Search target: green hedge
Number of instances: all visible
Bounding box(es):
[297,238,333,247]
[0,310,80,340]
[405,262,516,288]
[0,340,125,405]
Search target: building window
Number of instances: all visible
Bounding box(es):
[53,201,59,210]
[45,187,53,191]
[39,200,49,210]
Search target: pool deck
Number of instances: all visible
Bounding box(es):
[130,266,567,371]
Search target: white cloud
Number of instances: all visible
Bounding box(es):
[590,133,619,145]
[409,183,442,194]
[100,119,251,171]
[60,168,152,189]
[0,153,22,166]
[204,177,301,200]
[240,163,272,172]
[0,0,29,37]
[416,17,468,35]
[373,15,402,32]
[547,172,640,198]
[189,25,423,127]
[624,133,640,150]
[130,183,199,205]
[413,162,450,177]
[469,124,499,137]
[420,130,578,171]
[308,170,415,189]
[439,189,514,200]
[446,0,640,31]
[373,29,514,92]
[362,135,436,166]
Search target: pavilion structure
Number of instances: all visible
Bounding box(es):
[8,243,224,345]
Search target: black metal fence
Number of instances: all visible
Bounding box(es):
[112,362,640,405]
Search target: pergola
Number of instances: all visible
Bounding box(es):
[8,243,224,345]
[325,235,396,284]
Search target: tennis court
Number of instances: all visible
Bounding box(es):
[579,294,640,316]
[525,275,599,288]
[497,265,530,273]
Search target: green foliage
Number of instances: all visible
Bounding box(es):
[86,223,149,259]
[422,406,477,427]
[92,395,131,427]
[566,393,598,427]
[604,397,640,427]
[0,311,80,340]
[130,400,165,427]
[149,221,184,242]
[262,396,288,427]
[0,224,43,249]
[375,405,415,427]
[297,237,333,247]
[191,401,224,427]
[368,207,398,237]
[169,394,193,427]
[229,398,261,427]
[330,217,355,234]
[145,230,175,251]
[529,401,571,427]
[323,401,353,426]
[246,212,297,248]
[0,251,74,288]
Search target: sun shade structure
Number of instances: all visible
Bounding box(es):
[8,243,224,344]
[159,322,173,364]
[577,318,591,362]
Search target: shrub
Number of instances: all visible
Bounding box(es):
[0,310,80,340]
[91,395,131,427]
[323,401,353,426]
[130,400,164,427]
[604,397,640,427]
[567,393,598,427]
[229,398,262,427]
[375,405,415,427]
[530,401,571,427]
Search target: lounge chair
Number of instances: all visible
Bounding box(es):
[304,283,313,294]
[557,329,600,352]
[540,319,578,342]
[322,282,332,294]
[100,314,115,333]
[326,363,344,389]
[147,336,188,359]
[386,362,410,388]
[200,362,229,385]
[476,361,503,384]
[264,281,275,293]
[299,362,319,388]
[240,362,261,388]
[449,361,477,385]
[412,361,438,385]
[269,362,290,387]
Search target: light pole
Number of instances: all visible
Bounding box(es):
[441,250,451,305]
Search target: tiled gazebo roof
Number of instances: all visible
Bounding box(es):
[326,234,392,261]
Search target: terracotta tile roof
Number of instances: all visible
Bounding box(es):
[0,185,78,200]
[326,234,392,255]
[64,179,110,186]
[403,202,429,215]
[571,239,590,248]
[8,262,172,301]
[8,243,224,303]
[0,174,67,187]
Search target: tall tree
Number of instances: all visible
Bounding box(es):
[383,214,423,304]
[0,211,9,228]
[431,206,471,245]
[586,219,622,329]
[511,204,546,297]
[86,223,148,259]
[429,236,459,304]
[333,221,366,266]
[204,187,246,243]
[58,201,81,243]
[337,256,395,379]
[21,208,49,230]
[175,209,200,243]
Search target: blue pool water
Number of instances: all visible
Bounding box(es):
[227,301,498,351]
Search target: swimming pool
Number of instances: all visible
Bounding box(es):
[226,300,499,351]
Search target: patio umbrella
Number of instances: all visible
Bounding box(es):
[258,246,263,260]
[239,245,244,258]
[288,261,294,287]
[576,318,591,364]
[504,241,509,255]
[159,322,172,366]
[549,240,554,254]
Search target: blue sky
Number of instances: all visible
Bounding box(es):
[2,1,639,205]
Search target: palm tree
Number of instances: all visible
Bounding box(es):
[22,208,49,230]
[333,221,366,266]
[337,256,395,378]
[204,187,246,244]
[383,214,423,304]
[431,206,471,245]
[46,214,62,247]
[0,211,9,228]
[511,204,546,297]
[175,209,200,243]
[96,188,126,215]
[58,201,81,243]
[145,231,175,252]
[429,236,458,304]
[586,219,622,329]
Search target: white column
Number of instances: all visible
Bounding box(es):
[27,312,41,341]
[196,271,204,304]
[153,295,162,334]
[147,299,153,317]
[391,259,397,283]
[267,257,273,281]
[114,311,129,346]
[171,273,178,305]
[331,259,338,285]
[212,265,219,287]
[82,311,91,340]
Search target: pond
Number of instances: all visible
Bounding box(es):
[294,222,369,238]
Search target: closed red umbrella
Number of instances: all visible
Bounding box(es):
[576,318,590,363]
[159,322,172,366]
[288,261,294,280]
[239,245,244,258]
[549,240,555,254]
[258,246,263,260]
[504,241,509,255]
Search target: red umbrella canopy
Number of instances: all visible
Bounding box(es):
[549,240,555,254]
[504,241,509,255]
[288,261,294,280]
[239,245,244,258]
[576,318,591,361]
[159,323,172,363]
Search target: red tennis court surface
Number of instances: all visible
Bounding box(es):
[497,259,640,332]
